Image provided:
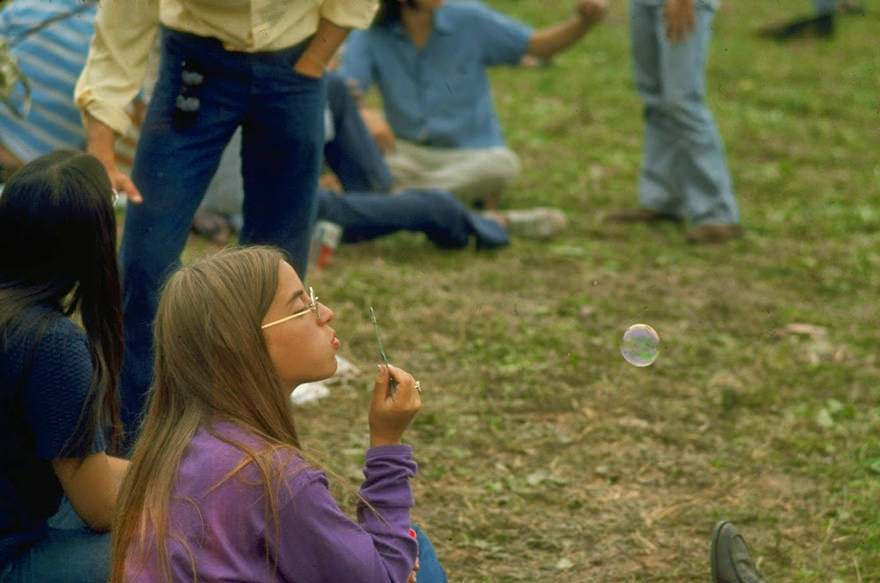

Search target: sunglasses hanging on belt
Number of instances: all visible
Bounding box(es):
[172,59,204,131]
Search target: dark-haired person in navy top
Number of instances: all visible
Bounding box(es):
[0,151,129,582]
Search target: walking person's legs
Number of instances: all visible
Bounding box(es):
[654,4,739,235]
[630,1,683,218]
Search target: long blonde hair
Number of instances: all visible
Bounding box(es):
[110,246,302,582]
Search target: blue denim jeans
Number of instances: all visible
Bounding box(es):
[318,189,508,249]
[0,501,109,583]
[629,1,739,226]
[323,72,393,193]
[412,525,448,583]
[201,72,508,250]
[118,26,326,450]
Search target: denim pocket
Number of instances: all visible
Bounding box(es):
[290,66,324,82]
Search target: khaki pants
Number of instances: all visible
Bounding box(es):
[386,140,520,206]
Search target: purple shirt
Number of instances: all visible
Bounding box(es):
[125,422,418,582]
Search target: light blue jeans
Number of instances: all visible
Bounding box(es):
[629,0,739,226]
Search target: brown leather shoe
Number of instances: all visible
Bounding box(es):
[608,207,682,223]
[686,224,742,244]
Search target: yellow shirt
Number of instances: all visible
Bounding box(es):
[74,0,377,135]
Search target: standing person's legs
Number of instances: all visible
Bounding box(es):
[630,0,682,217]
[323,72,393,193]
[386,141,520,207]
[657,4,739,226]
[118,28,245,451]
[240,48,326,278]
[317,188,509,249]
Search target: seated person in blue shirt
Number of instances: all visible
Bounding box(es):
[339,0,607,209]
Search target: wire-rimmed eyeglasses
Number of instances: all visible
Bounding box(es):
[261,287,320,329]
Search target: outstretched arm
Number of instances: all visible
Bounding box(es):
[526,0,607,60]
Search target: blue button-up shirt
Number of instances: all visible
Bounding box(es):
[340,1,532,149]
[632,0,720,9]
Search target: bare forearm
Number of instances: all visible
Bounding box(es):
[527,16,593,60]
[296,18,351,76]
[84,112,144,202]
[84,113,118,170]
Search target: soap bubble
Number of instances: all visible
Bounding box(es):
[621,324,660,367]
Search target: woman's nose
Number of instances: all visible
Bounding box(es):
[318,302,334,323]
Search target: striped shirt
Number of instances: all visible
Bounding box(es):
[0,0,96,163]
[0,0,141,175]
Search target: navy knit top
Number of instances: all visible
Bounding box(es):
[0,304,105,566]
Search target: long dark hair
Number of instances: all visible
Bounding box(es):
[374,0,417,27]
[0,150,123,450]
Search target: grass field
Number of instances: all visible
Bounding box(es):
[180,1,880,580]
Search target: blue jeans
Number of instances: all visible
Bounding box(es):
[201,72,508,250]
[318,189,508,249]
[629,1,739,226]
[118,26,326,450]
[412,525,448,583]
[323,72,393,193]
[0,501,109,583]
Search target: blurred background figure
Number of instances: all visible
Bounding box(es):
[195,72,570,254]
[756,0,866,40]
[340,0,607,210]
[612,0,742,244]
[0,0,140,184]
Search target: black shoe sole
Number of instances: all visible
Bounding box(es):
[710,520,730,583]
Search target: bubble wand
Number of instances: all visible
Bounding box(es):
[369,307,398,397]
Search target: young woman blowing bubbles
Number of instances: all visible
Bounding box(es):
[110,246,445,583]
